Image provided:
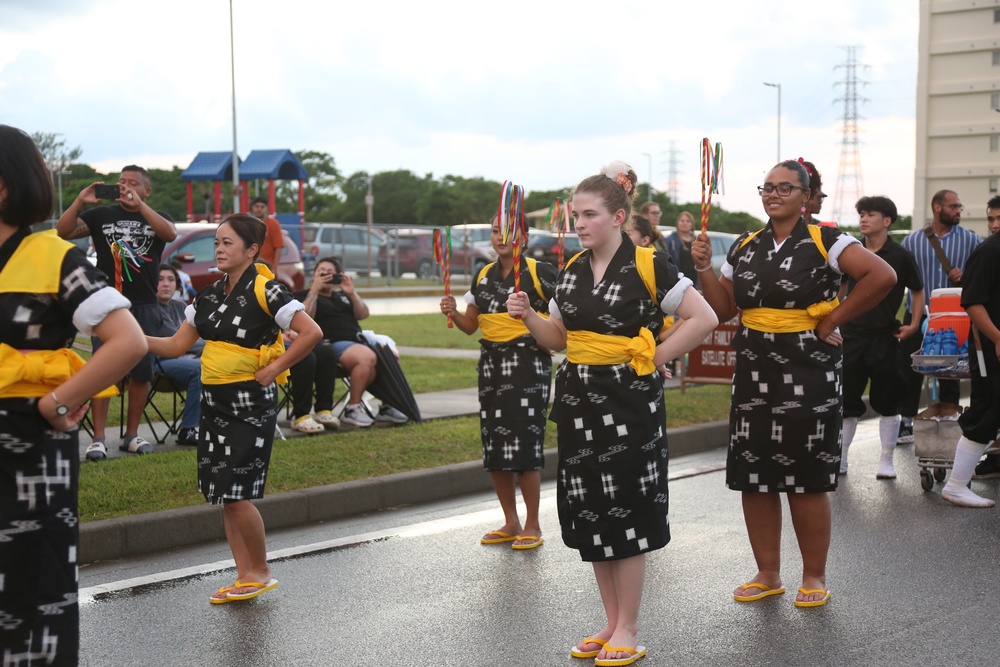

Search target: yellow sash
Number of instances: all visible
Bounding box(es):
[198,263,289,385]
[566,327,657,376]
[478,313,533,343]
[738,223,838,333]
[0,232,118,399]
[0,344,118,399]
[0,230,71,293]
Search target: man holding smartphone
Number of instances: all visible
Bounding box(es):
[57,165,177,459]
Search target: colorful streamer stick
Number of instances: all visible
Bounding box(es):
[700,138,725,233]
[433,228,453,328]
[498,179,527,301]
[544,198,571,270]
[109,239,149,293]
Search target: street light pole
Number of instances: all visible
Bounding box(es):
[641,152,653,202]
[229,0,240,214]
[365,177,374,287]
[763,82,781,162]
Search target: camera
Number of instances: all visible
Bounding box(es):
[94,184,121,200]
[319,271,342,285]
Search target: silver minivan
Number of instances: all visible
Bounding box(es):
[304,223,385,275]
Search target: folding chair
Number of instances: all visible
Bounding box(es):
[125,360,186,444]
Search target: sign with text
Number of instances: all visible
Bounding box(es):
[685,316,739,381]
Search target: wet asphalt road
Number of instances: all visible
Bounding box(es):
[78,420,998,666]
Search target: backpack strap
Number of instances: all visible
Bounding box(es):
[475,261,495,286]
[738,224,829,262]
[524,257,545,300]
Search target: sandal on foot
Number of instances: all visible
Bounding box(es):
[227,579,279,601]
[595,645,647,666]
[119,435,153,454]
[511,535,544,550]
[480,530,517,545]
[734,582,785,602]
[571,636,608,659]
[793,587,832,607]
[210,581,240,605]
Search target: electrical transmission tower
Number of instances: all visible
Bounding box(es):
[831,46,868,225]
[666,140,681,203]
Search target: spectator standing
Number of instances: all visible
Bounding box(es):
[898,190,981,443]
[251,196,285,270]
[0,124,145,665]
[839,196,923,479]
[664,211,699,286]
[56,164,177,459]
[971,195,1000,479]
[155,264,204,445]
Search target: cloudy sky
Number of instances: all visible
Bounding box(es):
[0,0,919,222]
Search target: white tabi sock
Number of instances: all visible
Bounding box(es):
[942,437,996,508]
[877,415,900,479]
[840,418,858,474]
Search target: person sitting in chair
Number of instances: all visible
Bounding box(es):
[155,264,203,444]
[288,257,409,430]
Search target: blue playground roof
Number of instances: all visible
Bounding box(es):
[240,149,308,181]
[181,152,237,181]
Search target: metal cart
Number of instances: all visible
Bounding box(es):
[910,352,969,491]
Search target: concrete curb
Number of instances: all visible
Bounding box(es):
[80,420,730,563]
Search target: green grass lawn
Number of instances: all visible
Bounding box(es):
[365,313,482,350]
[79,384,731,522]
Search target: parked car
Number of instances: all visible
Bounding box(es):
[377,228,495,278]
[658,226,741,274]
[526,230,584,267]
[302,222,385,275]
[163,222,305,293]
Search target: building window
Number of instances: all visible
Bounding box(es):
[993,92,1000,110]
[991,178,999,195]
[993,136,1000,152]
[995,8,1000,22]
[995,50,1000,66]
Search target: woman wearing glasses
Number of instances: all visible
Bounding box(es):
[692,159,894,608]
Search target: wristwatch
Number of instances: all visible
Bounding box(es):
[51,391,70,416]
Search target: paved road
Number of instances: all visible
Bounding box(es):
[78,419,999,666]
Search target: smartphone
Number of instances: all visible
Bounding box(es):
[94,184,121,200]
[329,274,343,285]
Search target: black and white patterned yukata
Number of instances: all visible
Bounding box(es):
[551,236,691,562]
[724,219,859,493]
[187,265,301,505]
[0,228,128,666]
[465,258,557,472]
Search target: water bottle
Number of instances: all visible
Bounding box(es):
[959,338,969,355]
[923,329,939,355]
[941,328,958,356]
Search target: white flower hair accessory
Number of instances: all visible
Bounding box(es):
[601,160,634,195]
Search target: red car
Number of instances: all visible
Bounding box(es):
[163,222,305,293]
[377,228,495,278]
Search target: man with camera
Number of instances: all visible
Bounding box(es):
[287,257,408,430]
[57,165,177,459]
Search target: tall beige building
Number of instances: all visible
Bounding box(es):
[915,0,1000,234]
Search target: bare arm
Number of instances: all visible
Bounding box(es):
[146,322,200,359]
[505,292,567,352]
[691,232,738,321]
[652,288,718,368]
[37,309,147,430]
[338,275,369,320]
[255,310,322,386]
[818,243,896,339]
[56,183,100,240]
[439,294,480,335]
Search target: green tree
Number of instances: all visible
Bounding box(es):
[30,131,83,217]
[337,169,434,226]
[272,150,343,220]
[415,175,502,227]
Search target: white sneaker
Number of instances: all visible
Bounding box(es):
[377,405,409,424]
[314,410,340,428]
[85,440,107,461]
[941,484,996,508]
[342,404,374,427]
[291,415,325,433]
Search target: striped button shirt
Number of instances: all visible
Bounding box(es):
[901,225,981,311]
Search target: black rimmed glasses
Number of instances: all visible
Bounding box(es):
[758,182,807,196]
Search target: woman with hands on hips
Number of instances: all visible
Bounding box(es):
[507,162,718,666]
[691,159,894,608]
[146,213,321,605]
[440,215,557,550]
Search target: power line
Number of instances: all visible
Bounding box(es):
[831,45,869,225]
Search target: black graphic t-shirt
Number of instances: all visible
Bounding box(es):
[81,205,172,305]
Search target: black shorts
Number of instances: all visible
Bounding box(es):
[91,302,159,383]
[843,334,904,418]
